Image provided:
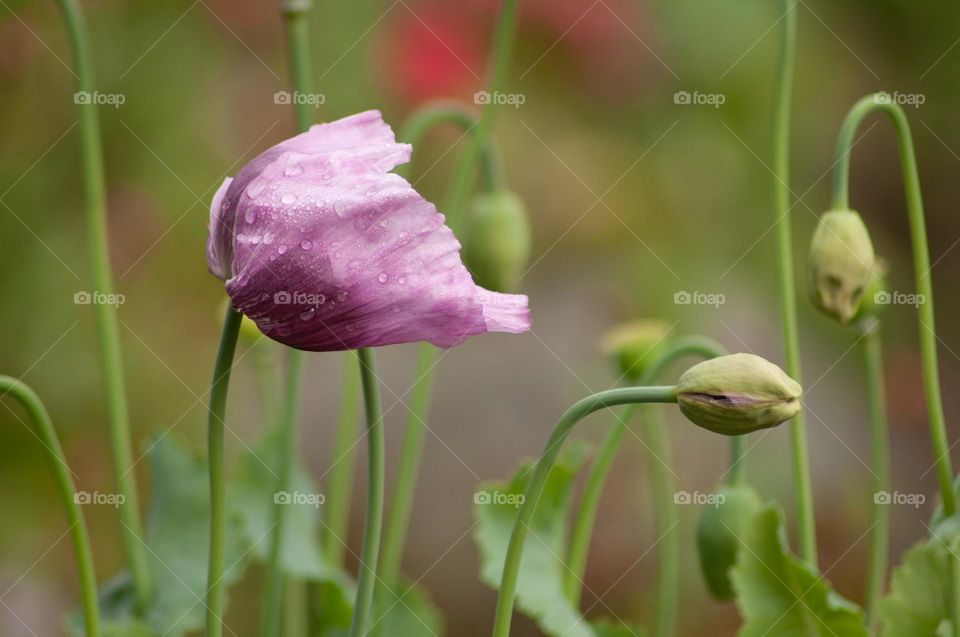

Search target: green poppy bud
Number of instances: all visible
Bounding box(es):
[677,353,802,435]
[852,260,888,322]
[600,319,671,381]
[809,209,876,324]
[696,484,762,600]
[461,190,532,293]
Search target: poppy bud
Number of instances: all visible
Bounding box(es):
[696,484,761,600]
[600,320,671,381]
[461,190,531,293]
[677,353,801,435]
[809,209,876,324]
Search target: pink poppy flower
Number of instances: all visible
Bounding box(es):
[207,110,531,351]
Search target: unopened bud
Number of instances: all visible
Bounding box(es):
[462,190,531,293]
[809,209,876,324]
[600,320,671,381]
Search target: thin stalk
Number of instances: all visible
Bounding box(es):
[0,378,101,637]
[54,0,151,609]
[252,341,279,427]
[491,385,679,637]
[771,0,817,567]
[728,433,747,486]
[325,351,362,566]
[349,348,386,637]
[858,317,889,628]
[831,95,954,515]
[205,307,244,637]
[564,336,727,637]
[284,577,309,637]
[262,350,307,637]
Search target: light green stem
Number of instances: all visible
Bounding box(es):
[728,433,747,486]
[491,386,679,637]
[53,0,151,609]
[262,350,306,637]
[564,336,727,637]
[771,0,817,567]
[349,348,386,637]
[0,378,101,637]
[325,351,362,566]
[857,317,889,628]
[832,95,954,516]
[284,577,309,637]
[206,308,244,637]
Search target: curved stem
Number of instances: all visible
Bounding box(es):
[491,385,679,637]
[53,0,151,609]
[262,350,307,637]
[770,0,817,567]
[857,317,889,628]
[205,307,243,637]
[832,95,954,516]
[348,348,385,637]
[325,351,362,566]
[0,378,101,637]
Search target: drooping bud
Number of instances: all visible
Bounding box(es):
[696,484,761,600]
[600,320,671,381]
[461,190,532,293]
[809,209,876,324]
[677,353,801,435]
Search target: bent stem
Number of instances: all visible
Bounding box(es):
[0,378,101,637]
[564,336,727,637]
[491,385,679,637]
[770,0,817,567]
[54,0,151,609]
[857,317,889,628]
[349,348,386,637]
[206,307,243,637]
[832,95,954,516]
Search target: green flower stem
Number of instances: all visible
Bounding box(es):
[727,431,747,486]
[832,95,955,516]
[771,0,817,567]
[283,0,315,133]
[262,350,307,637]
[491,385,679,637]
[252,341,279,426]
[0,378,101,637]
[54,0,152,610]
[857,317,889,628]
[206,307,244,637]
[564,337,727,637]
[349,348,386,637]
[325,351,362,566]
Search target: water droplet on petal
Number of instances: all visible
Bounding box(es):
[377,272,388,284]
[397,276,407,284]
[336,291,349,302]
[333,252,342,260]
[284,165,303,177]
[301,240,312,250]
[281,193,297,205]
[300,308,316,321]
[244,208,258,224]
[247,179,267,198]
[278,245,288,255]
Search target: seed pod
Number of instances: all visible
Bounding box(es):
[600,320,672,381]
[809,209,876,324]
[696,484,762,600]
[461,190,532,293]
[677,353,801,435]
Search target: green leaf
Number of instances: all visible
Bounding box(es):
[696,484,762,600]
[69,436,248,637]
[590,618,647,637]
[372,580,445,637]
[474,444,597,637]
[879,537,955,637]
[731,504,868,637]
[311,576,355,637]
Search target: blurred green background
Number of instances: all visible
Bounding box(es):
[2,0,959,635]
